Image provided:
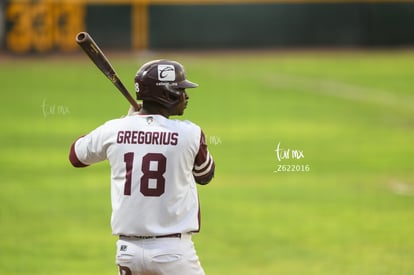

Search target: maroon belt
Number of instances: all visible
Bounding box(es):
[119,233,182,240]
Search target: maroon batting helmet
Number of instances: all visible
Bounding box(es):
[134,60,198,108]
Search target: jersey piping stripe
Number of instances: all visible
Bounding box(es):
[193,157,214,177]
[194,152,211,170]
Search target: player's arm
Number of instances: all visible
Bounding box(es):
[69,136,89,167]
[193,130,215,185]
[69,126,108,168]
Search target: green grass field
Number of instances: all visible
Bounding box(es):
[1,50,414,275]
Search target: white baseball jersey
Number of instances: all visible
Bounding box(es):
[69,114,215,236]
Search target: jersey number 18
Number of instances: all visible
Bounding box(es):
[123,152,167,197]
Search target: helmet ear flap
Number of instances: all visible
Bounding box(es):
[165,89,180,103]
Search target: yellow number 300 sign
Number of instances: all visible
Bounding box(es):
[6,2,85,54]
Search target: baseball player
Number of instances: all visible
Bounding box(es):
[69,60,215,275]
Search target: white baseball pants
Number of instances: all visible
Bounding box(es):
[116,234,205,275]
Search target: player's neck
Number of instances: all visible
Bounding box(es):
[140,103,170,118]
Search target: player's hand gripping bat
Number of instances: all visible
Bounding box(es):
[76,32,141,111]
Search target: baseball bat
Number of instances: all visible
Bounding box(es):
[75,32,140,110]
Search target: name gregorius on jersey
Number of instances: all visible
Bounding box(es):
[117,130,179,145]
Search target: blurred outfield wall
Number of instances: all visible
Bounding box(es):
[1,0,414,54]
